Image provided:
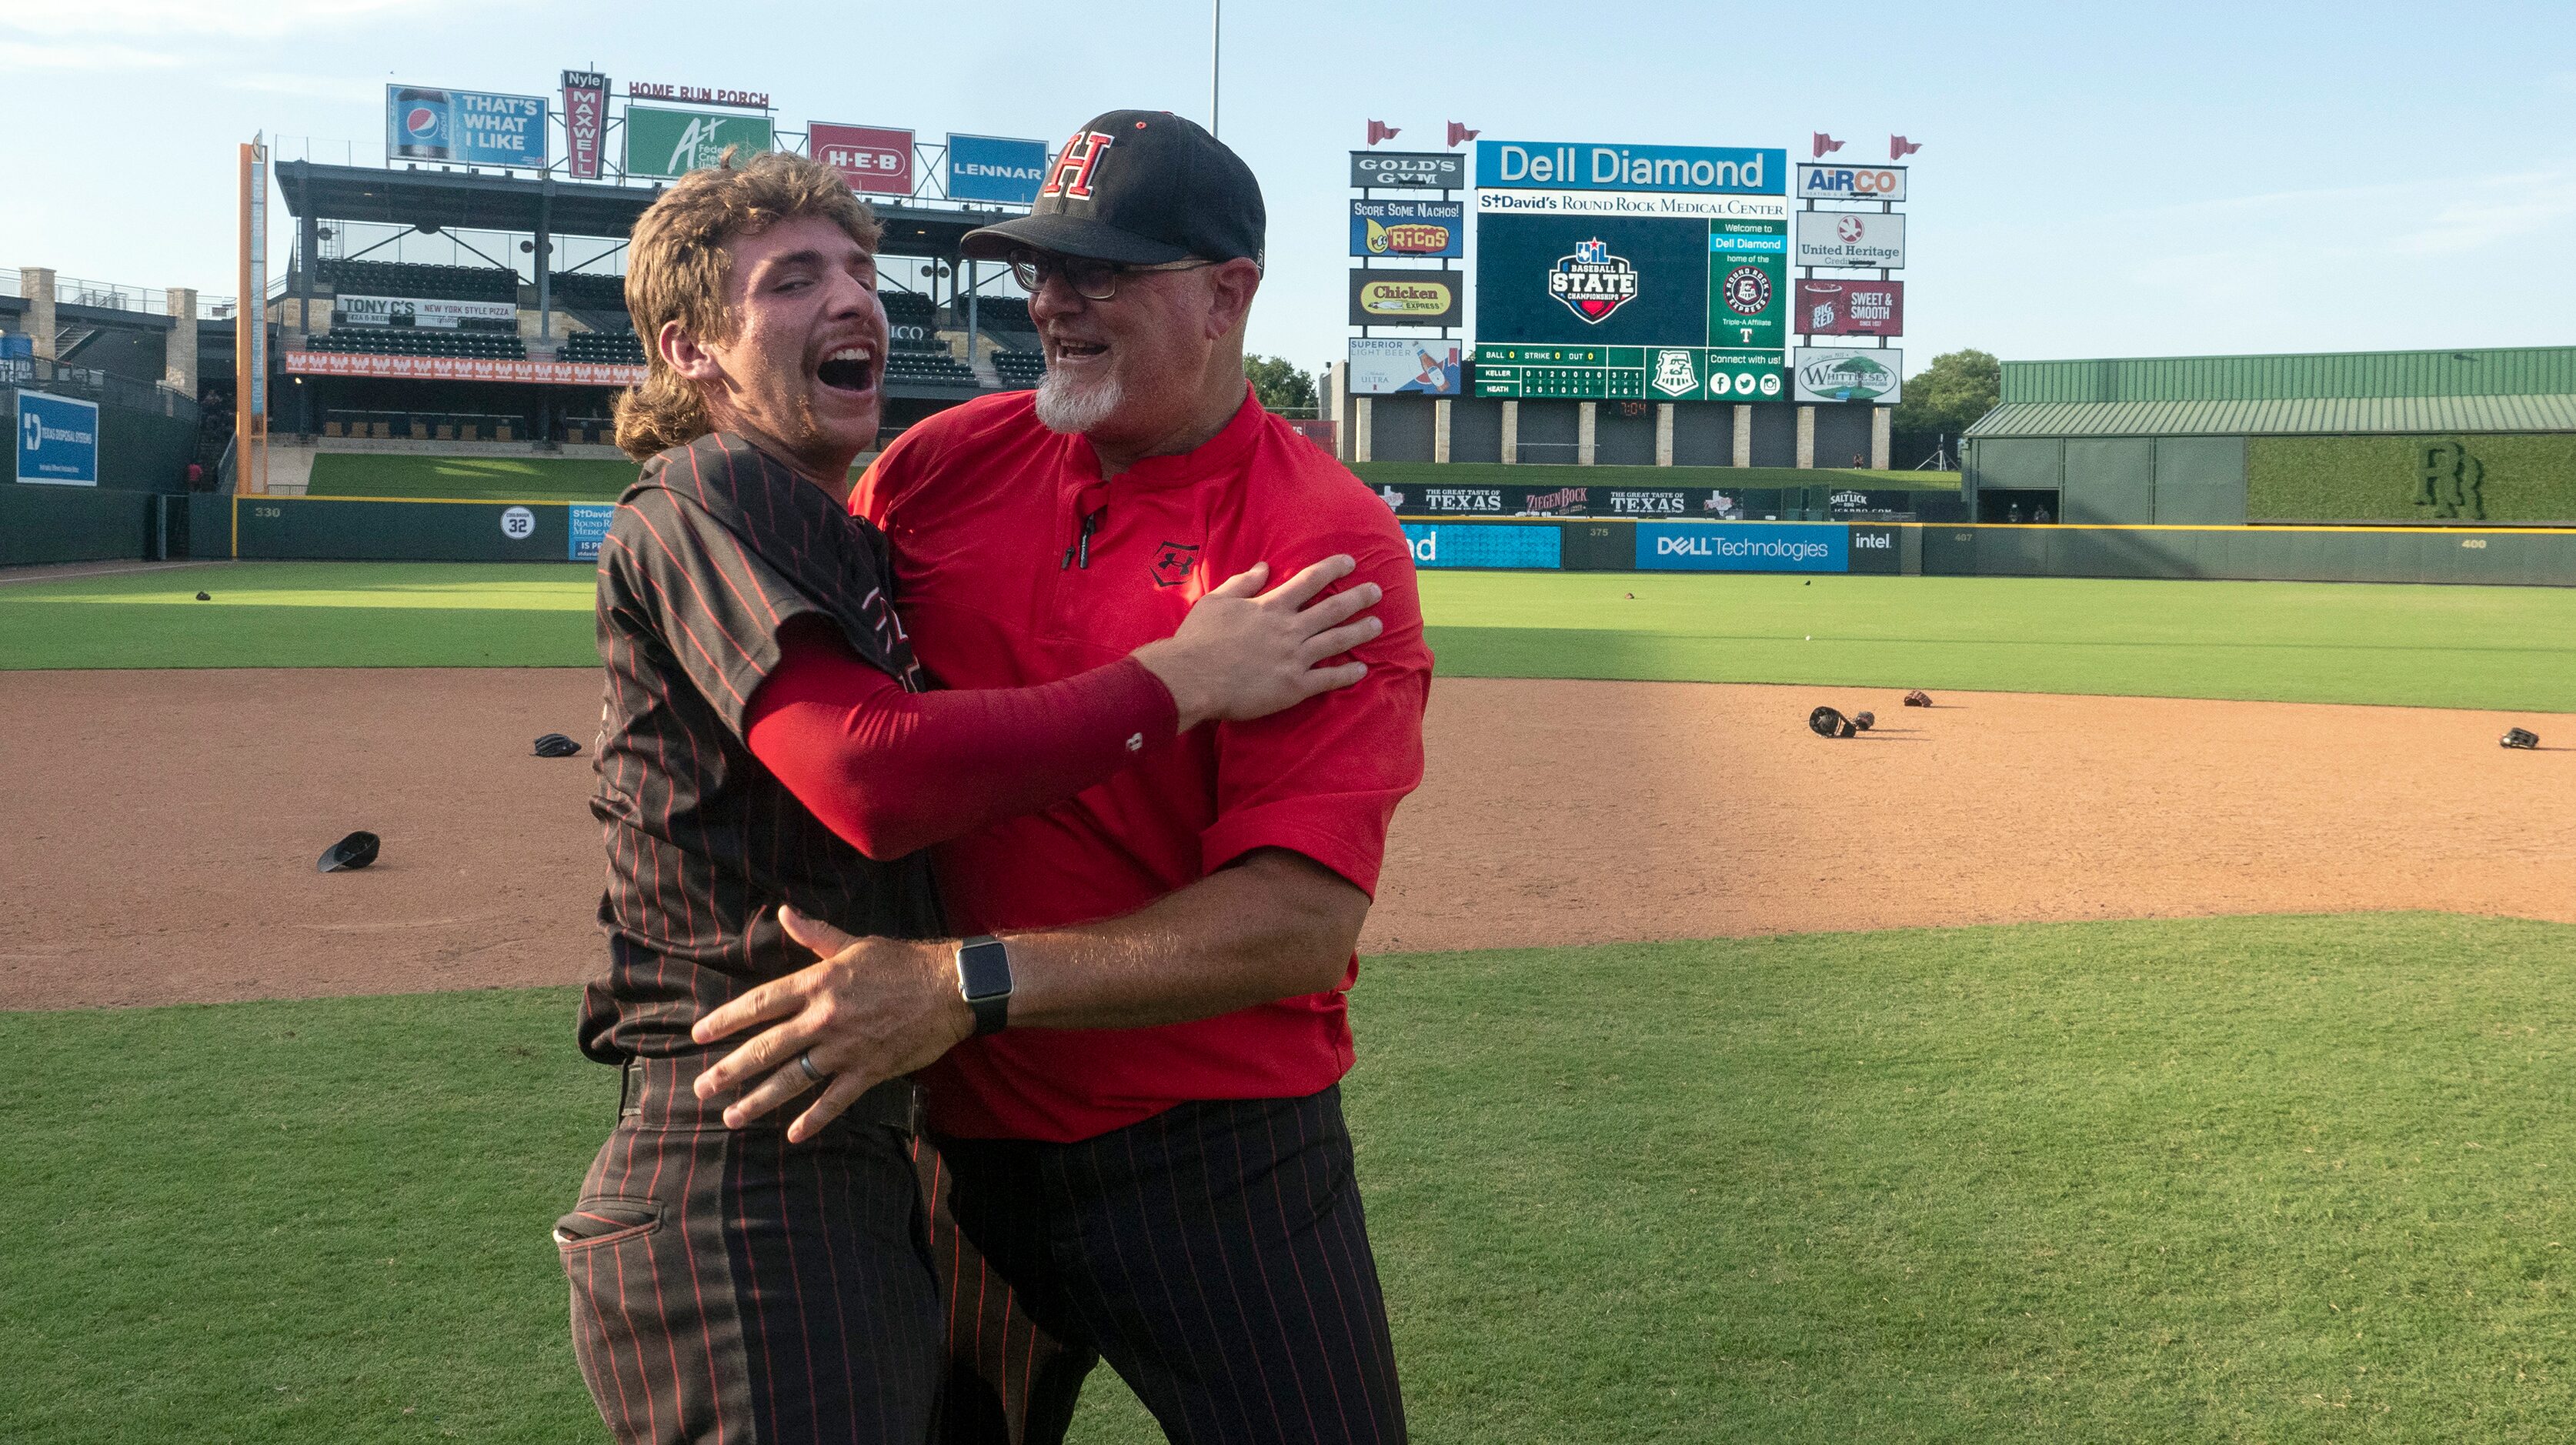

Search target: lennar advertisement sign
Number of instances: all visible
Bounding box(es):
[1795,163,1907,202]
[1477,140,1785,195]
[1348,338,1461,395]
[1794,346,1905,404]
[1794,211,1907,268]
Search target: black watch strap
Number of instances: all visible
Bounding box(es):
[956,934,1013,1036]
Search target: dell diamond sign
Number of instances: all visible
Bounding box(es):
[16,389,99,486]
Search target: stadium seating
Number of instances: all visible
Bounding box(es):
[991,349,1047,389]
[560,330,646,365]
[310,329,528,361]
[320,408,523,442]
[547,272,630,312]
[879,291,937,330]
[316,258,517,302]
[884,349,979,386]
[966,295,1034,336]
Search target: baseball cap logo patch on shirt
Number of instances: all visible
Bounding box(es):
[1150,541,1200,589]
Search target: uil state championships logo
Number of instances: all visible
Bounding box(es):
[1550,239,1638,325]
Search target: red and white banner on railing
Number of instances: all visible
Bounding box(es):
[285,350,646,386]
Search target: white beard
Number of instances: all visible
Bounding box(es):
[1033,367,1124,436]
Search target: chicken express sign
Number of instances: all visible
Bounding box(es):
[1348,269,1462,327]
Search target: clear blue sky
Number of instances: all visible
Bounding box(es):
[5,0,2572,379]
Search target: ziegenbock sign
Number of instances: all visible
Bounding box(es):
[562,71,607,180]
[1350,151,1465,189]
[1477,140,1785,195]
[809,122,913,195]
[1796,163,1907,202]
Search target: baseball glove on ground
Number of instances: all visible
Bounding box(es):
[1904,690,1933,708]
[1808,706,1855,739]
[2501,727,2540,750]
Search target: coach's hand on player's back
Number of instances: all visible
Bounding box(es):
[691,907,972,1142]
[1133,555,1381,732]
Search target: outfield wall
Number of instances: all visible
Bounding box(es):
[175,496,2576,586]
[2,482,192,566]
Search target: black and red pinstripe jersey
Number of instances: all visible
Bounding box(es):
[579,430,941,1064]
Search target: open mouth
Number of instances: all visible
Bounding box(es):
[816,345,876,395]
[1049,336,1108,365]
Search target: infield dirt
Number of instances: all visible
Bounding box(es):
[4,669,2570,1011]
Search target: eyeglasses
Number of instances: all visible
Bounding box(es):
[1005,249,1216,302]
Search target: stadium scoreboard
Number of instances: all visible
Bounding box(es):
[1471,345,1785,402]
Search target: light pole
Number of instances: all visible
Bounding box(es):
[1210,0,1221,137]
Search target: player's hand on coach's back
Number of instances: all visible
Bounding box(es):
[1133,556,1381,732]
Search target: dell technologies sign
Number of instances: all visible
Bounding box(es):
[1351,152,1466,189]
[1637,522,1854,573]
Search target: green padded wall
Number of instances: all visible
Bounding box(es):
[2061,439,2154,524]
[2151,437,2248,524]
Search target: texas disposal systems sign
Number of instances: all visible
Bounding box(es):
[1795,211,1907,268]
[15,389,98,485]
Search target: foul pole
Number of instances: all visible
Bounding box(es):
[235,136,269,495]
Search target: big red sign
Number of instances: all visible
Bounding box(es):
[809,122,913,195]
[562,70,606,180]
[1794,279,1904,337]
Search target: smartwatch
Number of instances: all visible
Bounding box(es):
[955,934,1013,1036]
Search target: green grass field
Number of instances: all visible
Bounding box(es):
[9,554,2572,1440]
[306,454,642,502]
[6,561,2571,711]
[10,914,2576,1443]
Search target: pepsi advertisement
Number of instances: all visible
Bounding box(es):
[387,84,548,168]
[1635,522,1848,572]
[946,133,1049,205]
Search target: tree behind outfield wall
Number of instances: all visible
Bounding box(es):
[1246,354,1320,418]
[1894,349,2001,439]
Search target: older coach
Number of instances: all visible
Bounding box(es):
[690,112,1430,1442]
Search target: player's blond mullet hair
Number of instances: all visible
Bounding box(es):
[612,149,882,460]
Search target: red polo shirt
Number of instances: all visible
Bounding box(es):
[854,385,1430,1142]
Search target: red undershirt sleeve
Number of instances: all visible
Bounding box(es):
[745,616,1178,862]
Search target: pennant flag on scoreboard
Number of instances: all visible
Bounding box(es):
[1366,119,1401,145]
[1446,121,1480,148]
[1891,135,1922,159]
[1812,132,1844,159]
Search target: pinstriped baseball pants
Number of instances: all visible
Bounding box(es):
[558,1056,945,1445]
[934,1087,1409,1445]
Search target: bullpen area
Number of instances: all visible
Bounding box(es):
[5,562,2574,1442]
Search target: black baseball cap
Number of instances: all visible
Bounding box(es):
[959,111,1264,269]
